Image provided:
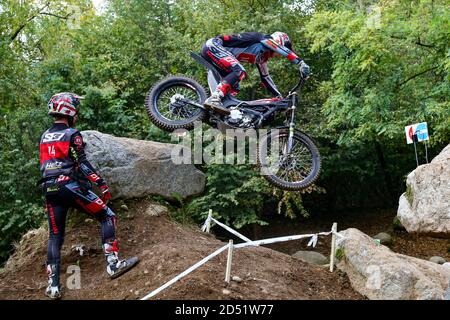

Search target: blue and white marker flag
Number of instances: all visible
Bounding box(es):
[405,122,429,144]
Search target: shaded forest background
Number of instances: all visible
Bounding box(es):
[0,0,448,264]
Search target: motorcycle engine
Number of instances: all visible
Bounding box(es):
[224,108,255,129]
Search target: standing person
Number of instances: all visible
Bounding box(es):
[201,31,310,115]
[38,92,139,299]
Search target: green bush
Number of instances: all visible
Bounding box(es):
[185,164,315,229]
[0,109,49,262]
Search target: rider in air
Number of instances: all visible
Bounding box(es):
[38,92,139,299]
[201,31,310,115]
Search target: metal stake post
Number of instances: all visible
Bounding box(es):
[413,134,419,167]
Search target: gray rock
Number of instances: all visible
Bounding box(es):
[336,228,450,300]
[222,289,231,295]
[373,232,393,246]
[443,263,450,270]
[432,144,450,163]
[232,276,242,283]
[82,130,206,200]
[445,286,450,300]
[429,256,446,265]
[145,203,169,217]
[292,250,329,265]
[397,144,450,237]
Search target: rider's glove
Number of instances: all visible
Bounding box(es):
[100,185,112,204]
[299,60,310,80]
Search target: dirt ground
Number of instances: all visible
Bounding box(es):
[0,199,363,300]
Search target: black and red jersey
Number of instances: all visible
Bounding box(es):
[202,32,302,97]
[39,123,106,187]
[218,32,268,48]
[218,32,301,65]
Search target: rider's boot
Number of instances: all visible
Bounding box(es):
[104,240,139,279]
[45,263,62,300]
[204,90,230,115]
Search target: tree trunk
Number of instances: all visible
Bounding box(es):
[374,141,395,207]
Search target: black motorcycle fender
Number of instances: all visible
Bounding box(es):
[270,126,309,137]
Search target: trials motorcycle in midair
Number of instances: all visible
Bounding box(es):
[145,52,321,190]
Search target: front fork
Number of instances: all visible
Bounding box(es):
[286,93,298,154]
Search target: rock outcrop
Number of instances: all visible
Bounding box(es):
[336,228,450,300]
[82,130,205,200]
[397,144,450,237]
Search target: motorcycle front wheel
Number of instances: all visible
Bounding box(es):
[258,128,321,190]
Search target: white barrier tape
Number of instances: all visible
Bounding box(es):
[203,214,336,249]
[142,219,339,299]
[334,231,346,239]
[234,231,332,249]
[210,217,258,246]
[201,213,258,246]
[334,232,347,247]
[140,243,230,300]
[309,231,334,247]
[201,212,212,233]
[307,234,319,247]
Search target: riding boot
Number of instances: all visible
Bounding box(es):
[204,90,230,115]
[45,263,62,299]
[104,240,139,279]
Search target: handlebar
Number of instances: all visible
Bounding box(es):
[285,75,306,98]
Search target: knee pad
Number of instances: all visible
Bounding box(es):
[230,65,246,79]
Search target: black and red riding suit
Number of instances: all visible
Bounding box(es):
[201,32,302,97]
[39,123,117,283]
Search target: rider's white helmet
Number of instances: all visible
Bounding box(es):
[271,31,293,50]
[47,92,84,117]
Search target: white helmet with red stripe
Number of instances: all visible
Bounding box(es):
[47,92,84,117]
[271,31,293,50]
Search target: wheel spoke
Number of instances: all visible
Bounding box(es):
[266,134,314,183]
[155,85,201,121]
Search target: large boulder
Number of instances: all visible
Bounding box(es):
[335,228,450,300]
[82,130,205,200]
[397,144,450,237]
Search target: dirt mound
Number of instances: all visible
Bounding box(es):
[0,200,363,300]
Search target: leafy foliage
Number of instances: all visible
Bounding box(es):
[305,0,449,146]
[0,109,49,261]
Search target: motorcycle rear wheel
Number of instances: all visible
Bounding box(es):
[145,75,207,131]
